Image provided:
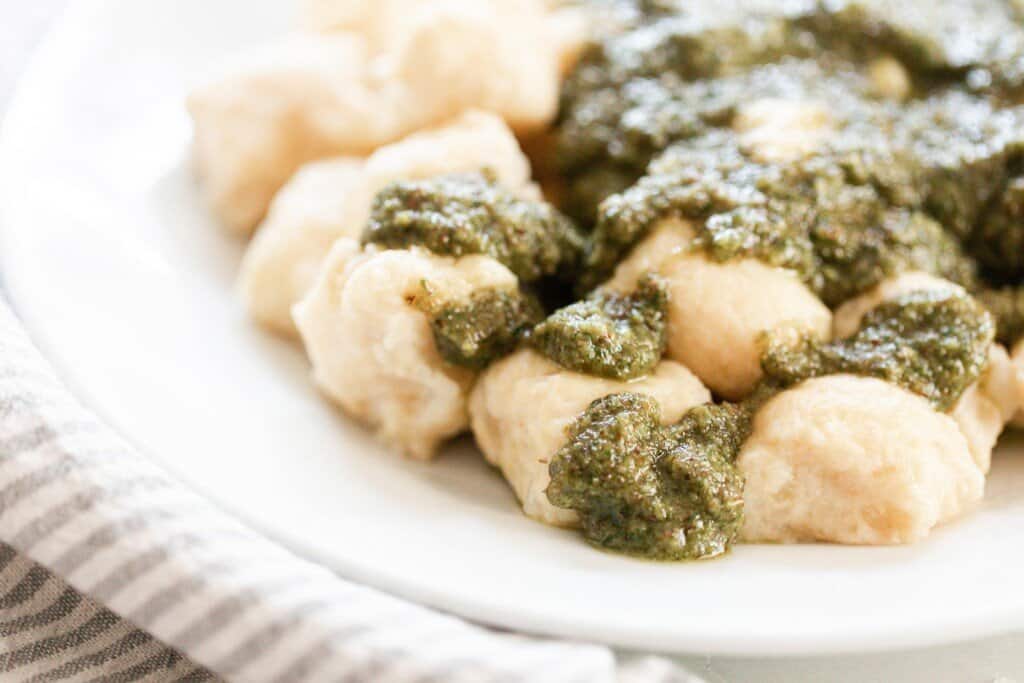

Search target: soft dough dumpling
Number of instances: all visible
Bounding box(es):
[1012,339,1024,426]
[294,241,519,459]
[952,345,1018,472]
[190,1,564,236]
[304,0,588,75]
[469,349,711,526]
[238,157,364,336]
[188,35,376,236]
[739,374,984,544]
[390,0,561,133]
[834,272,1020,472]
[606,218,832,400]
[239,111,533,336]
[734,97,834,163]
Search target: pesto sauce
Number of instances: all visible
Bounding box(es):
[559,0,1024,289]
[801,0,1024,94]
[547,289,992,560]
[530,275,668,380]
[543,0,1020,563]
[557,58,879,222]
[362,172,584,283]
[546,393,744,561]
[977,285,1024,345]
[970,174,1024,281]
[761,289,994,411]
[879,94,1024,244]
[572,1,1024,97]
[560,0,1024,185]
[581,130,980,303]
[419,287,543,371]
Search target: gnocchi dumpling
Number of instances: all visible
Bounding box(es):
[952,348,1018,473]
[294,241,521,459]
[188,34,375,236]
[834,272,1020,472]
[469,350,711,526]
[734,97,834,163]
[739,374,984,544]
[238,157,365,337]
[303,0,589,76]
[189,1,565,235]
[1012,339,1024,426]
[239,110,534,336]
[606,218,832,400]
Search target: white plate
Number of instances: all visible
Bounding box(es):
[5,0,1024,658]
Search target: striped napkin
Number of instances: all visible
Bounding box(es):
[0,296,702,681]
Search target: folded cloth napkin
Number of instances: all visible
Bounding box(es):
[0,297,702,682]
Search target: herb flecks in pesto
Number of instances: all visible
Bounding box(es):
[808,204,976,308]
[419,287,543,370]
[573,1,1024,98]
[978,286,1024,346]
[581,134,980,302]
[541,0,1024,563]
[885,94,1024,243]
[363,172,584,283]
[801,0,1024,93]
[557,59,878,223]
[546,288,993,561]
[558,0,1024,217]
[546,393,744,561]
[761,289,994,410]
[530,275,668,379]
[970,175,1024,281]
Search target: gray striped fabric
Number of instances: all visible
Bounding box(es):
[0,543,218,682]
[0,297,701,682]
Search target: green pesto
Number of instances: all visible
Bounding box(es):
[557,59,879,221]
[561,4,812,102]
[871,94,1024,242]
[530,275,668,380]
[362,172,584,283]
[541,0,1024,562]
[578,134,770,290]
[807,205,977,309]
[970,175,1024,281]
[803,0,1024,94]
[420,287,543,371]
[569,1,1024,97]
[559,165,639,227]
[580,132,980,302]
[557,0,1024,227]
[760,289,994,411]
[545,289,992,561]
[546,393,744,561]
[978,286,1024,346]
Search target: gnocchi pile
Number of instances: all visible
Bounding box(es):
[190,0,1024,560]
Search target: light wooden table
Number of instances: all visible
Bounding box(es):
[2,2,1022,681]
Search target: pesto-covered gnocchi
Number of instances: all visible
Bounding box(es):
[239,110,534,336]
[194,0,1024,562]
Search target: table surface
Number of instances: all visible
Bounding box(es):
[1,1,1021,681]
